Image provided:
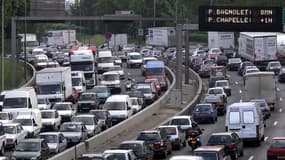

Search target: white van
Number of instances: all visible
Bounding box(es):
[14,109,42,137]
[71,71,86,93]
[103,95,133,125]
[225,102,265,145]
[100,71,121,93]
[2,87,38,117]
[96,50,114,74]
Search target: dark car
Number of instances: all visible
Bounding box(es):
[12,138,50,160]
[227,58,242,71]
[90,109,112,130]
[215,54,228,66]
[136,130,172,158]
[119,140,154,160]
[267,137,285,160]
[250,99,271,119]
[208,76,226,88]
[135,83,157,105]
[77,92,100,113]
[238,61,254,76]
[279,68,285,83]
[192,103,217,124]
[91,85,111,104]
[207,132,243,160]
[190,57,203,73]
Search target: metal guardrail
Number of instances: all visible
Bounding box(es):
[48,66,176,160]
[21,61,36,87]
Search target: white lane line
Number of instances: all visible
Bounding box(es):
[235,81,239,85]
[248,156,254,160]
[280,108,283,112]
[274,121,278,126]
[264,136,268,141]
[239,90,242,94]
[227,74,231,78]
[280,97,283,101]
[277,88,280,91]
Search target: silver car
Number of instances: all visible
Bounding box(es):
[71,114,102,137]
[59,122,88,145]
[157,125,186,150]
[39,132,67,153]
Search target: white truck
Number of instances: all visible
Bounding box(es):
[275,32,285,60]
[238,32,277,70]
[36,67,72,103]
[208,32,235,49]
[18,33,39,53]
[146,27,177,47]
[244,72,276,110]
[109,33,128,49]
[70,50,96,88]
[47,30,76,46]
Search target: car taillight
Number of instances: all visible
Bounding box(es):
[228,143,235,149]
[190,137,197,141]
[256,125,260,140]
[156,85,160,89]
[154,141,164,147]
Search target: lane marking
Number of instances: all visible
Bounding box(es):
[274,121,278,126]
[239,90,242,94]
[248,156,254,160]
[280,97,283,101]
[277,88,280,91]
[264,136,268,141]
[235,81,239,85]
[240,99,243,102]
[280,108,283,113]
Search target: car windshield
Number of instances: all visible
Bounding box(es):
[72,78,82,86]
[15,141,40,152]
[3,126,16,134]
[60,124,81,132]
[0,113,8,120]
[3,98,27,109]
[53,104,71,110]
[103,74,119,81]
[194,151,218,160]
[113,153,126,160]
[195,105,211,112]
[72,117,94,125]
[137,133,160,141]
[131,99,138,105]
[37,84,61,95]
[119,143,143,155]
[208,135,232,145]
[92,87,107,93]
[208,89,222,94]
[97,57,113,63]
[136,87,152,93]
[130,54,142,59]
[79,94,95,101]
[14,119,33,126]
[159,127,177,135]
[70,62,93,71]
[40,135,58,143]
[37,99,46,104]
[216,81,228,87]
[271,62,281,67]
[41,111,55,118]
[104,102,126,110]
[170,118,190,125]
[108,66,121,71]
[271,139,285,148]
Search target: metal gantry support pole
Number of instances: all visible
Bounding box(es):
[184,19,190,84]
[1,0,5,90]
[175,24,182,90]
[11,17,16,88]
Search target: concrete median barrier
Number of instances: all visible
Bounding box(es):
[48,66,176,160]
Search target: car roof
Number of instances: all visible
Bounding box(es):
[20,138,44,143]
[158,125,178,129]
[104,149,132,154]
[39,132,61,136]
[62,122,83,125]
[3,123,20,127]
[211,132,233,136]
[229,102,257,108]
[194,146,224,152]
[215,80,229,83]
[74,114,95,118]
[171,116,191,119]
[54,102,72,105]
[140,130,159,134]
[272,137,285,140]
[103,71,120,75]
[170,155,204,160]
[120,140,144,145]
[208,87,224,90]
[40,109,57,112]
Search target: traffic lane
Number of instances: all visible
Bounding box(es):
[166,71,242,159]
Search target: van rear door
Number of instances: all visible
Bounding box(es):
[240,109,257,139]
[227,107,242,136]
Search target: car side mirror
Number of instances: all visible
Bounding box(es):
[166,135,171,139]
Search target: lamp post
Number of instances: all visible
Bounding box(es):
[153,0,156,27]
[1,0,5,90]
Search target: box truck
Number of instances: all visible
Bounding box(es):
[244,72,276,110]
[146,27,178,47]
[18,33,39,53]
[36,67,72,103]
[208,32,235,49]
[47,30,76,46]
[238,32,277,70]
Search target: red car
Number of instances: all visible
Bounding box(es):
[267,137,285,160]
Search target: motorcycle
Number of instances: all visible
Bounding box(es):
[187,130,202,151]
[125,78,135,91]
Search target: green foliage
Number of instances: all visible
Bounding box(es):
[190,32,208,43]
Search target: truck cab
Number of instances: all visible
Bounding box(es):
[71,71,86,93]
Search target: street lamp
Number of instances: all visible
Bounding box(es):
[153,0,156,27]
[1,0,5,90]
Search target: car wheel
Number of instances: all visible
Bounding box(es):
[0,144,4,155]
[240,149,244,156]
[183,140,186,147]
[232,151,239,160]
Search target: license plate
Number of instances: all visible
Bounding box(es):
[149,144,153,147]
[277,156,285,159]
[191,141,196,144]
[199,114,208,117]
[230,129,239,133]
